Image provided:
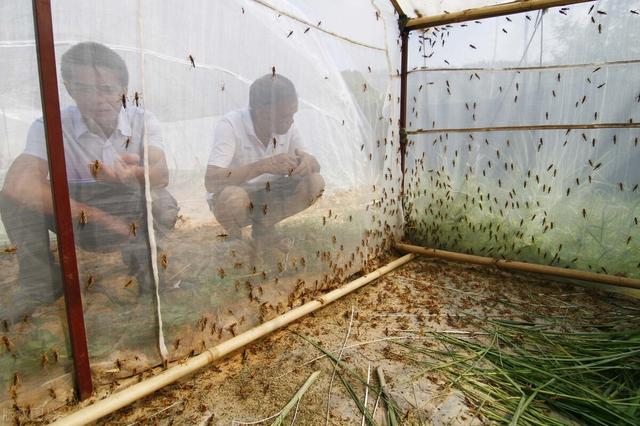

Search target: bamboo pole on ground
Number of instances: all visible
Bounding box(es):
[395,242,640,290]
[50,254,416,426]
[406,0,594,31]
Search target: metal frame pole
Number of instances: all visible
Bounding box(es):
[32,0,93,401]
[399,19,409,210]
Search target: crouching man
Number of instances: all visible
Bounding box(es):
[205,74,324,251]
[0,42,178,324]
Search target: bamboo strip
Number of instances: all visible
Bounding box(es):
[408,122,640,135]
[376,367,397,424]
[250,0,385,51]
[271,371,320,426]
[50,254,416,426]
[395,243,640,290]
[406,0,595,30]
[407,58,640,74]
[361,363,372,426]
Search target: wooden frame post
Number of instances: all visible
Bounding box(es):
[32,0,93,401]
[388,0,404,16]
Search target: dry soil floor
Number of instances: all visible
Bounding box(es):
[38,254,640,425]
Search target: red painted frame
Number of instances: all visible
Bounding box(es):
[32,0,93,400]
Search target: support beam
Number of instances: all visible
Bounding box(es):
[399,29,409,200]
[408,58,640,74]
[32,0,93,401]
[408,122,640,135]
[395,243,640,290]
[406,0,595,31]
[388,0,405,17]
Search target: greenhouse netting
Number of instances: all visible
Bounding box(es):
[404,0,640,279]
[0,0,638,422]
[0,0,402,414]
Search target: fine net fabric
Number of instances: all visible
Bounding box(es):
[0,0,76,413]
[0,0,402,412]
[3,0,637,419]
[404,1,640,280]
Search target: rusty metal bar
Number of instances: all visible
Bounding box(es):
[406,0,594,31]
[32,0,93,401]
[399,28,409,202]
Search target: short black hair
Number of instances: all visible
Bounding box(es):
[61,42,129,88]
[249,74,297,109]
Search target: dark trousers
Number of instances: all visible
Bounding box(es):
[0,182,178,321]
[208,176,305,238]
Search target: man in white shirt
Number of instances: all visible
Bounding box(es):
[205,74,324,250]
[0,42,177,324]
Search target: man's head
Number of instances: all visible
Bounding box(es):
[61,42,129,127]
[249,74,298,135]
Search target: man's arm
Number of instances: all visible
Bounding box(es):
[287,125,320,176]
[135,146,169,188]
[144,112,169,188]
[102,146,168,188]
[142,146,169,188]
[205,153,299,193]
[2,154,130,236]
[205,161,265,193]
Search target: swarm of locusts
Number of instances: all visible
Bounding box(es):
[404,5,639,278]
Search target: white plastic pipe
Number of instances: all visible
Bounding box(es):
[51,254,416,426]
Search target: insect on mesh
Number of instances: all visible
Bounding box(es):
[404,1,640,280]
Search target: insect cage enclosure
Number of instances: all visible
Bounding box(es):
[0,0,638,424]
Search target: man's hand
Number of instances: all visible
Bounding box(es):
[291,149,320,176]
[263,153,300,176]
[95,154,143,184]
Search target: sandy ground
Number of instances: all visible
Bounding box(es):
[31,254,639,426]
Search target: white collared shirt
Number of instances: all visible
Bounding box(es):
[24,105,163,182]
[207,108,302,186]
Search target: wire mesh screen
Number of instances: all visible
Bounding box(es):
[1,0,402,416]
[404,1,640,279]
[0,1,77,418]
